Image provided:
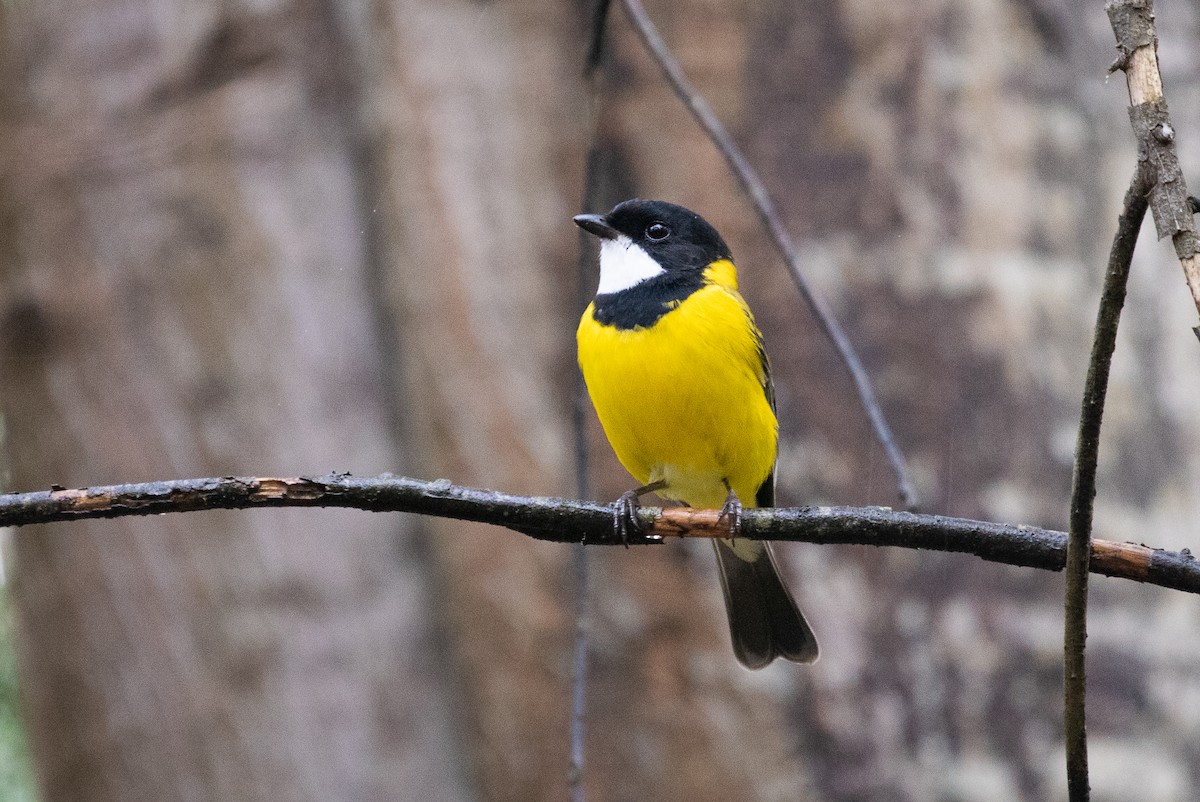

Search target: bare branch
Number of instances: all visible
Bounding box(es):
[615,0,917,508]
[2,474,1198,594]
[1064,165,1153,802]
[1107,0,1200,337]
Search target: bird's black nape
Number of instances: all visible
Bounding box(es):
[596,199,732,272]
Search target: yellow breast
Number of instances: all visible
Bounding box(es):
[577,261,777,510]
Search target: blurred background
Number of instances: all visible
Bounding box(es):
[1,0,1199,800]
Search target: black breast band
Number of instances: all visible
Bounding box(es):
[592,271,706,330]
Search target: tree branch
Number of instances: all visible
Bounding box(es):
[616,0,917,508]
[3,474,1197,593]
[1107,0,1200,339]
[1063,165,1152,802]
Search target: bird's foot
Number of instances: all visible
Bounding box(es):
[718,485,742,539]
[613,489,644,547]
[612,480,668,547]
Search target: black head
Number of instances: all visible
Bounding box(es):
[574,199,732,271]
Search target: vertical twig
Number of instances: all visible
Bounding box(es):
[1064,167,1152,801]
[568,527,590,802]
[1106,0,1200,339]
[569,4,612,800]
[1075,4,1198,792]
[616,0,917,508]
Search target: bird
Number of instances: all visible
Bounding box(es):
[574,198,818,669]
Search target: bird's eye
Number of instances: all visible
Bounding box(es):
[646,222,671,241]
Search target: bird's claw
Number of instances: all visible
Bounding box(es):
[614,489,644,547]
[718,489,743,539]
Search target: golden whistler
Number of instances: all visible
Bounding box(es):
[575,199,818,669]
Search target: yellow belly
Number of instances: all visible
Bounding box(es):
[577,283,777,510]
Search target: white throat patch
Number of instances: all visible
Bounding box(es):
[596,236,665,295]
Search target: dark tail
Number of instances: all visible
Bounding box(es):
[712,539,819,669]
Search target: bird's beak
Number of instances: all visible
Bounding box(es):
[573,214,619,240]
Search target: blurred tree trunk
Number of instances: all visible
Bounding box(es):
[0,1,468,800]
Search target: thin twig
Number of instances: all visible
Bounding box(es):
[616,0,917,508]
[569,4,612,798]
[567,539,589,802]
[1107,0,1200,338]
[1063,167,1152,802]
[3,474,1198,593]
